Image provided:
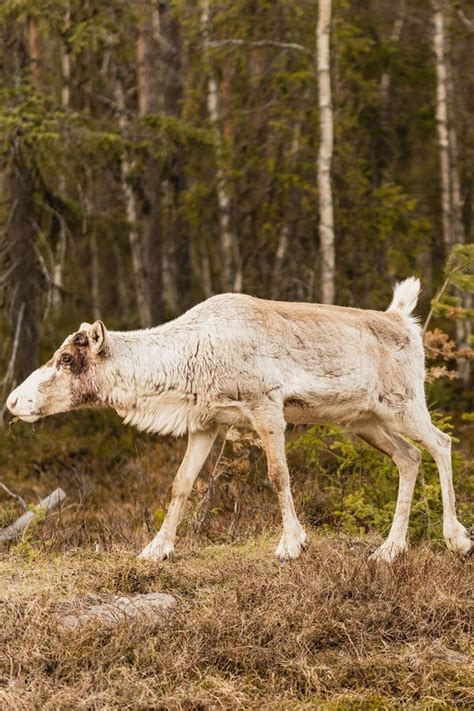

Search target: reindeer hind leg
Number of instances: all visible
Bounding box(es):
[355,420,421,563]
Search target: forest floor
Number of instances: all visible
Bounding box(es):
[1,533,473,709]
[0,414,473,709]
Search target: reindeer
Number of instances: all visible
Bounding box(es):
[6,278,472,562]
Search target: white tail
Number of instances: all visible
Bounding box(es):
[387,277,421,317]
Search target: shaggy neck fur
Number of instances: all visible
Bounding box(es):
[98,321,213,436]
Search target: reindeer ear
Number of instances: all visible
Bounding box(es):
[88,320,108,354]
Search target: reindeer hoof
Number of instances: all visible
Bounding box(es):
[138,539,175,562]
[369,541,406,564]
[444,524,472,557]
[275,528,308,562]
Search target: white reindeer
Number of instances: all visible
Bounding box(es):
[6,278,472,563]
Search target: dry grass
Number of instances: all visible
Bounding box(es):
[1,416,473,709]
[1,533,473,710]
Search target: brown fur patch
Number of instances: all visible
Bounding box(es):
[59,332,92,376]
[53,332,101,408]
[72,331,89,348]
[250,297,413,357]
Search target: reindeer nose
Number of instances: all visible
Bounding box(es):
[6,392,18,413]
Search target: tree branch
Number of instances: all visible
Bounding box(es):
[0,488,67,541]
[456,7,474,32]
[0,301,24,388]
[0,481,27,510]
[207,39,311,54]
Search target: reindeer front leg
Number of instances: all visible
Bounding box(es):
[139,428,219,561]
[251,401,307,561]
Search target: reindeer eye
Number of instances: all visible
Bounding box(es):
[61,353,74,366]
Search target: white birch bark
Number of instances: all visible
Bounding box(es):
[114,78,152,327]
[432,5,471,383]
[432,2,452,252]
[26,15,42,88]
[201,0,242,293]
[316,0,335,304]
[379,1,406,104]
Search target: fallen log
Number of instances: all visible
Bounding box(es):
[0,487,66,541]
[58,592,177,629]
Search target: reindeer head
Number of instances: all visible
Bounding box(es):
[6,321,109,422]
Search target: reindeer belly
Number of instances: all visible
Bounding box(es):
[283,385,373,427]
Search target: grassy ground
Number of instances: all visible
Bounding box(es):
[1,537,473,710]
[1,414,473,709]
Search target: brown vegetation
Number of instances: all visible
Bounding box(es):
[1,536,473,709]
[1,414,473,709]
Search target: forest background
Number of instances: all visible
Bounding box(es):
[0,0,473,383]
[0,2,473,707]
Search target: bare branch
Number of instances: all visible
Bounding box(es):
[0,481,27,509]
[0,301,25,425]
[82,85,135,117]
[0,261,19,288]
[0,488,67,541]
[0,199,18,247]
[0,301,24,388]
[456,7,474,32]
[192,437,227,534]
[207,38,311,54]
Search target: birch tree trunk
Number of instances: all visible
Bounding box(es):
[432,2,471,383]
[445,20,471,385]
[316,0,335,304]
[157,0,191,314]
[432,1,452,252]
[114,77,152,327]
[201,0,242,293]
[137,3,163,325]
[52,2,70,315]
[379,1,406,106]
[26,15,42,89]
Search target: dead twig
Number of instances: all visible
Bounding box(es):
[192,437,227,535]
[456,7,474,32]
[0,301,25,425]
[0,481,27,509]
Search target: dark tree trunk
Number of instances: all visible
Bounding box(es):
[142,155,163,326]
[159,0,191,312]
[137,2,163,326]
[3,149,40,381]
